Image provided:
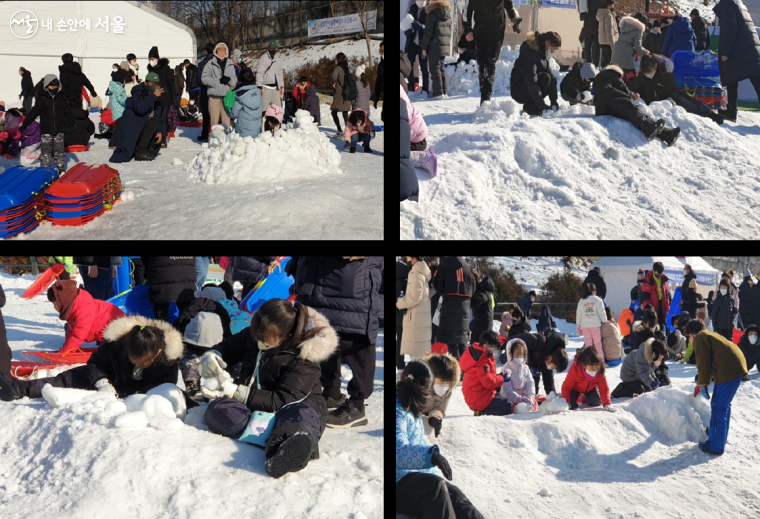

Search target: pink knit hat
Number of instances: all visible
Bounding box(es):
[264,103,284,124]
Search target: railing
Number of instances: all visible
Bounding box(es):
[492,302,578,323]
[0,257,48,275]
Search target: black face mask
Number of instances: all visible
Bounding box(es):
[47,88,58,95]
[269,50,276,58]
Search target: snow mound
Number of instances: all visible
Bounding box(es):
[114,411,148,428]
[541,393,569,415]
[472,98,521,124]
[185,111,342,185]
[146,383,187,420]
[172,158,184,166]
[124,394,176,420]
[514,402,530,414]
[149,415,185,430]
[41,385,115,408]
[626,386,711,443]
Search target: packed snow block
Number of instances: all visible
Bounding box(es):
[149,416,184,430]
[41,384,98,408]
[146,383,187,420]
[138,395,176,420]
[514,402,530,414]
[626,386,711,443]
[185,111,342,185]
[124,394,149,412]
[541,393,570,415]
[104,400,127,417]
[114,411,149,428]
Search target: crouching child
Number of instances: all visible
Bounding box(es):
[460,331,513,416]
[500,338,538,411]
[562,347,615,411]
[344,108,375,154]
[611,337,670,398]
[560,62,596,105]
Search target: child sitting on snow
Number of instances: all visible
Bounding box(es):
[611,337,670,398]
[263,103,284,135]
[561,347,615,411]
[401,84,437,178]
[0,108,40,160]
[421,352,461,437]
[560,62,596,105]
[179,312,225,398]
[592,64,681,146]
[343,108,375,154]
[46,280,127,354]
[459,331,513,416]
[666,313,689,360]
[0,315,185,401]
[737,324,760,381]
[500,338,538,411]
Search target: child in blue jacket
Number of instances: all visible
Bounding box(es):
[396,360,485,519]
[229,69,262,139]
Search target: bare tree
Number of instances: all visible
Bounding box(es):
[352,1,375,65]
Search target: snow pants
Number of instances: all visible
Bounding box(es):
[704,375,743,453]
[726,75,760,116]
[599,44,612,68]
[520,73,557,115]
[474,25,505,104]
[582,326,604,360]
[81,267,116,301]
[477,394,513,416]
[396,472,486,519]
[320,332,376,403]
[569,387,602,408]
[428,52,447,98]
[611,379,650,399]
[407,42,429,93]
[676,96,713,119]
[22,365,92,399]
[205,397,323,460]
[39,133,65,171]
[583,33,600,67]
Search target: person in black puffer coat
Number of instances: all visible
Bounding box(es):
[738,324,760,379]
[286,256,383,429]
[739,271,754,328]
[510,31,562,116]
[201,300,338,478]
[173,297,232,339]
[421,1,453,99]
[19,67,35,113]
[711,280,737,341]
[470,275,496,349]
[405,2,429,95]
[147,47,177,147]
[64,107,95,147]
[690,9,712,51]
[0,284,8,375]
[373,40,384,108]
[681,264,698,296]
[582,266,607,300]
[58,53,97,109]
[400,99,419,202]
[396,260,413,370]
[141,257,197,323]
[593,64,680,146]
[560,62,596,105]
[225,257,277,301]
[434,257,476,360]
[537,306,557,332]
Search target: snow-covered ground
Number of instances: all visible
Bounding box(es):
[0,270,384,519]
[400,48,760,240]
[492,256,589,292]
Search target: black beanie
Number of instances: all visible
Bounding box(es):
[127,53,136,61]
[149,47,159,59]
[112,70,126,83]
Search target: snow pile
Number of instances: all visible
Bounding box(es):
[626,386,711,443]
[539,391,569,414]
[42,384,116,408]
[146,383,187,420]
[445,46,561,97]
[185,111,342,185]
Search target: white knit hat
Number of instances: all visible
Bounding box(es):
[183,312,223,348]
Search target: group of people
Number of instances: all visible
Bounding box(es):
[0,256,382,479]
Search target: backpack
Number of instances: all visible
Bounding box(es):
[343,71,358,102]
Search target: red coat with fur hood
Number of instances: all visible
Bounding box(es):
[460,342,504,411]
[561,356,611,406]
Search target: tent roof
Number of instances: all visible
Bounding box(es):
[675,256,720,274]
[590,257,684,272]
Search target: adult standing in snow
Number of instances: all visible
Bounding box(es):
[681,264,697,296]
[140,256,197,323]
[400,99,420,202]
[396,361,488,518]
[466,0,520,105]
[202,42,237,131]
[537,306,556,332]
[174,62,185,101]
[690,9,712,51]
[18,67,34,113]
[330,53,353,139]
[0,283,9,375]
[72,257,120,301]
[681,279,701,318]
[396,259,412,370]
[660,15,696,57]
[711,279,736,340]
[126,53,141,83]
[405,0,430,95]
[147,47,177,148]
[224,257,276,301]
[421,0,453,100]
[510,31,562,116]
[516,290,536,320]
[434,256,476,362]
[470,274,496,350]
[396,257,433,362]
[643,20,664,55]
[197,43,215,142]
[231,49,251,79]
[582,0,603,66]
[59,53,97,109]
[286,256,383,429]
[582,266,607,300]
[601,307,623,363]
[688,319,748,455]
[109,72,165,163]
[120,61,138,98]
[713,0,760,123]
[183,60,198,100]
[596,0,619,68]
[641,262,671,326]
[256,41,285,114]
[739,270,754,328]
[374,41,385,107]
[611,14,649,82]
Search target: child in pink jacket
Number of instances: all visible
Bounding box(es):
[263,103,284,134]
[500,338,538,411]
[343,108,375,154]
[400,85,428,151]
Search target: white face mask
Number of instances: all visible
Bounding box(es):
[545,49,552,59]
[150,59,158,67]
[433,384,448,397]
[585,369,598,377]
[643,71,655,79]
[750,335,758,345]
[514,358,526,365]
[416,0,426,7]
[720,289,727,296]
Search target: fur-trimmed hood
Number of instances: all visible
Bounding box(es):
[604,63,625,77]
[103,314,184,361]
[526,31,539,51]
[642,337,655,364]
[425,1,452,14]
[619,16,645,33]
[148,57,170,72]
[422,352,461,391]
[213,42,230,59]
[297,308,339,364]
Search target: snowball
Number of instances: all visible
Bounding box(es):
[545,391,558,402]
[41,384,97,408]
[114,411,148,428]
[514,402,530,415]
[541,396,569,415]
[139,395,176,420]
[93,411,111,425]
[146,383,187,420]
[104,401,127,417]
[172,158,184,166]
[149,416,184,430]
[400,13,414,31]
[538,487,551,497]
[124,394,148,412]
[626,386,711,443]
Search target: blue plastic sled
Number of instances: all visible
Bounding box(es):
[0,166,59,212]
[606,359,623,367]
[665,287,682,333]
[239,257,295,314]
[107,283,178,322]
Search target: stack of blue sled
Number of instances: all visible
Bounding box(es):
[671,50,727,110]
[0,166,59,239]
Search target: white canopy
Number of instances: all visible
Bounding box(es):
[0,1,196,110]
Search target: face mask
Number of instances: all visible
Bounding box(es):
[113,68,119,72]
[146,85,155,93]
[720,289,727,296]
[269,50,276,58]
[258,339,280,351]
[47,88,58,95]
[150,59,158,67]
[750,335,758,345]
[189,101,195,105]
[585,369,598,377]
[545,49,552,59]
[433,384,448,397]
[514,358,525,365]
[417,0,426,7]
[643,71,655,79]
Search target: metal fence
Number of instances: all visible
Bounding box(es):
[492,302,578,323]
[0,257,48,275]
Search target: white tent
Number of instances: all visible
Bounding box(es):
[0,1,196,110]
[589,257,685,317]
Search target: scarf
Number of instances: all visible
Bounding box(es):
[653,274,663,300]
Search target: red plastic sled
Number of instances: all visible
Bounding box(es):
[733,328,744,345]
[10,361,59,379]
[22,263,64,299]
[65,145,90,152]
[432,342,448,355]
[178,121,202,128]
[22,347,98,365]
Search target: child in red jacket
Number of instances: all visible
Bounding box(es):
[47,280,126,354]
[460,331,513,416]
[561,347,616,412]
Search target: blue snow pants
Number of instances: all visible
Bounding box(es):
[705,375,743,453]
[478,394,513,416]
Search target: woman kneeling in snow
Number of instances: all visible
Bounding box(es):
[396,360,487,519]
[611,338,670,398]
[199,299,338,478]
[0,315,185,401]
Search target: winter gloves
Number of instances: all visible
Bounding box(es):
[650,379,662,390]
[604,405,616,413]
[694,385,710,399]
[220,75,231,85]
[578,91,593,103]
[428,416,443,437]
[200,350,227,378]
[95,378,117,396]
[430,447,452,480]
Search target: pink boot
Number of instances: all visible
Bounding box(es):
[410,149,437,178]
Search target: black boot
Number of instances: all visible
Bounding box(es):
[718,109,737,123]
[708,111,724,125]
[327,398,368,428]
[658,126,681,147]
[641,118,665,141]
[264,431,317,478]
[0,373,25,401]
